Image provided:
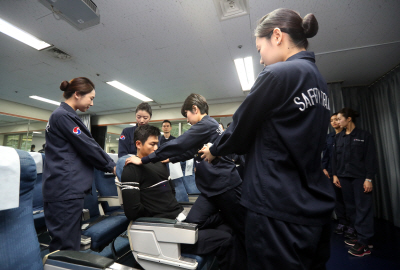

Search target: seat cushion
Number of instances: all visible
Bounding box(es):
[82,213,130,252]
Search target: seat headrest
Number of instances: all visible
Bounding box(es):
[0,146,21,210]
[29,152,44,174]
[169,161,184,180]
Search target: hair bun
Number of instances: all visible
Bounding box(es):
[302,13,318,38]
[60,80,69,91]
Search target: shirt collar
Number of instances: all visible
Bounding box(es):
[60,102,78,115]
[286,51,315,63]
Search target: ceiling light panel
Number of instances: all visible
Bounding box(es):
[0,18,52,50]
[234,57,255,91]
[106,81,153,102]
[29,95,61,106]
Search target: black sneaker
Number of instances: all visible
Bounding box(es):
[345,238,373,249]
[334,224,346,234]
[348,243,371,257]
[344,227,357,239]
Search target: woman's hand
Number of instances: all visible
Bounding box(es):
[113,166,117,176]
[333,175,341,188]
[323,169,330,179]
[199,145,215,163]
[161,159,170,163]
[364,180,373,193]
[125,155,143,166]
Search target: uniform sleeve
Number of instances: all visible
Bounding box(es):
[365,133,378,180]
[142,121,210,164]
[169,148,197,163]
[55,115,115,172]
[321,135,330,170]
[121,164,147,220]
[210,70,283,157]
[118,128,130,158]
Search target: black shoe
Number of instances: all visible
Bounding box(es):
[345,238,373,249]
[344,227,357,239]
[348,243,371,257]
[334,224,346,234]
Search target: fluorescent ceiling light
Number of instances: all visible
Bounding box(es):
[129,123,136,126]
[234,57,255,91]
[106,81,153,102]
[0,18,52,50]
[29,95,60,106]
[33,131,42,134]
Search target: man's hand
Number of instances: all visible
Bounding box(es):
[323,169,330,179]
[199,145,215,163]
[161,159,170,163]
[364,180,373,193]
[125,155,143,166]
[333,175,341,188]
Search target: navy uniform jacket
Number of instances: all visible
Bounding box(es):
[118,126,137,157]
[159,135,176,146]
[321,131,336,174]
[209,51,335,226]
[43,102,116,202]
[142,115,242,197]
[332,127,377,179]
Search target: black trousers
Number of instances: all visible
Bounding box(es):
[245,210,331,270]
[333,183,348,225]
[44,198,84,252]
[340,177,374,244]
[182,224,245,270]
[185,185,247,269]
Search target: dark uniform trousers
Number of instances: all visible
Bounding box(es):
[339,177,374,244]
[44,198,84,252]
[185,185,247,269]
[245,210,331,270]
[332,182,348,225]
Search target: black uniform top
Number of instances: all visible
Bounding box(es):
[43,102,115,202]
[142,115,242,197]
[118,126,137,157]
[209,51,335,226]
[121,162,183,220]
[332,127,377,180]
[321,131,336,174]
[159,135,176,146]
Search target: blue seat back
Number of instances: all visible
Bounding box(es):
[180,161,200,194]
[83,178,100,218]
[94,169,120,213]
[0,149,43,270]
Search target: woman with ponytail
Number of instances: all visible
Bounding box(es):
[43,77,116,252]
[200,8,335,269]
[332,108,377,257]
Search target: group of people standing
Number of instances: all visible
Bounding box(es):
[322,108,377,257]
[40,7,379,270]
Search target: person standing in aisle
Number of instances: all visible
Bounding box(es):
[159,120,176,146]
[322,113,348,234]
[200,8,335,270]
[332,107,377,257]
[43,77,116,252]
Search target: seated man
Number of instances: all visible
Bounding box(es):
[121,125,246,270]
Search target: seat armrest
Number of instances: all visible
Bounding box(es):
[132,218,198,244]
[43,250,114,268]
[97,196,121,207]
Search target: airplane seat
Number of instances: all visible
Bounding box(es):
[0,147,43,270]
[94,169,123,215]
[30,152,46,232]
[115,155,209,270]
[180,160,200,203]
[81,179,130,253]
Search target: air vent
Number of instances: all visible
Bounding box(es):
[82,0,97,13]
[213,0,249,21]
[44,47,72,60]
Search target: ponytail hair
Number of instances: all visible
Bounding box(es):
[338,108,360,123]
[254,8,318,49]
[60,77,95,99]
